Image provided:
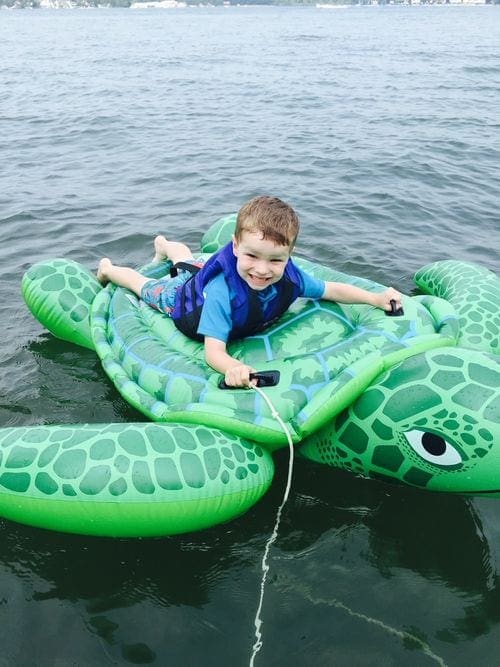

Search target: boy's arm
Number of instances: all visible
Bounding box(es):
[198,277,257,388]
[322,281,402,311]
[204,337,257,388]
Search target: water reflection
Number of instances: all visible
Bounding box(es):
[0,518,260,664]
[284,460,494,596]
[270,458,499,663]
[12,336,141,426]
[0,455,499,665]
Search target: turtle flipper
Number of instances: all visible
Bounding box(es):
[0,422,274,537]
[415,260,500,355]
[22,259,102,351]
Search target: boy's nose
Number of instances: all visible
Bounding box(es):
[253,261,269,275]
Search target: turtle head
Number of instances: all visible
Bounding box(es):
[299,348,500,497]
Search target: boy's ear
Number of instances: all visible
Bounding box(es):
[231,234,238,254]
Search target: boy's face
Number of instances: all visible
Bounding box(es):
[232,230,291,291]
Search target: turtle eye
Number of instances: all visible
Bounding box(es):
[404,430,462,466]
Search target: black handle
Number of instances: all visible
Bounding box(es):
[385,299,404,317]
[218,370,281,390]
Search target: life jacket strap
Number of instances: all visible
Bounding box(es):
[169,261,203,279]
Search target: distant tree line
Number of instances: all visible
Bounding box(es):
[0,0,302,5]
[0,0,130,5]
[0,0,127,5]
[1,0,498,7]
[0,0,397,6]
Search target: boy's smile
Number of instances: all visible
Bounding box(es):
[232,231,291,291]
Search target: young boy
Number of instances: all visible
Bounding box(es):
[97,196,402,388]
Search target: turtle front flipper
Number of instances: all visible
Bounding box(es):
[22,259,102,350]
[0,422,274,537]
[415,260,500,355]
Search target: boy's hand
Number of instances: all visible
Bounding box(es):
[204,338,258,388]
[375,287,403,312]
[224,364,257,388]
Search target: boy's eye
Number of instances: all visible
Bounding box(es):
[271,259,285,264]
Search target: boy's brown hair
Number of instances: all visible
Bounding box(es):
[235,196,300,249]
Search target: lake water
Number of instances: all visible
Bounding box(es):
[1,5,500,665]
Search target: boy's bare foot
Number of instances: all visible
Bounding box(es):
[97,258,112,285]
[153,235,170,263]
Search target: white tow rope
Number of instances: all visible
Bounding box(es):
[249,385,295,667]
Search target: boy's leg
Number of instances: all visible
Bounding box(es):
[97,259,149,297]
[153,235,194,264]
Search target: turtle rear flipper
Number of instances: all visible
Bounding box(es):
[22,259,102,351]
[415,260,500,355]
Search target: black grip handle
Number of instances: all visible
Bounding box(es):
[385,299,404,317]
[218,370,281,390]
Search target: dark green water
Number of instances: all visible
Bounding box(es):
[1,6,499,665]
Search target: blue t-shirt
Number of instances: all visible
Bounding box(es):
[198,264,325,342]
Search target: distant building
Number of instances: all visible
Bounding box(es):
[130,0,187,7]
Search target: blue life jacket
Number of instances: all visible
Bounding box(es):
[171,242,303,342]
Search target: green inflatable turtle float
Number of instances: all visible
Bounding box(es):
[0,215,498,537]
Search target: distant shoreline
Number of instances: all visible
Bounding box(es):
[2,1,497,7]
[2,0,499,8]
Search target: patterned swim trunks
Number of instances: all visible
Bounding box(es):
[141,260,202,316]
